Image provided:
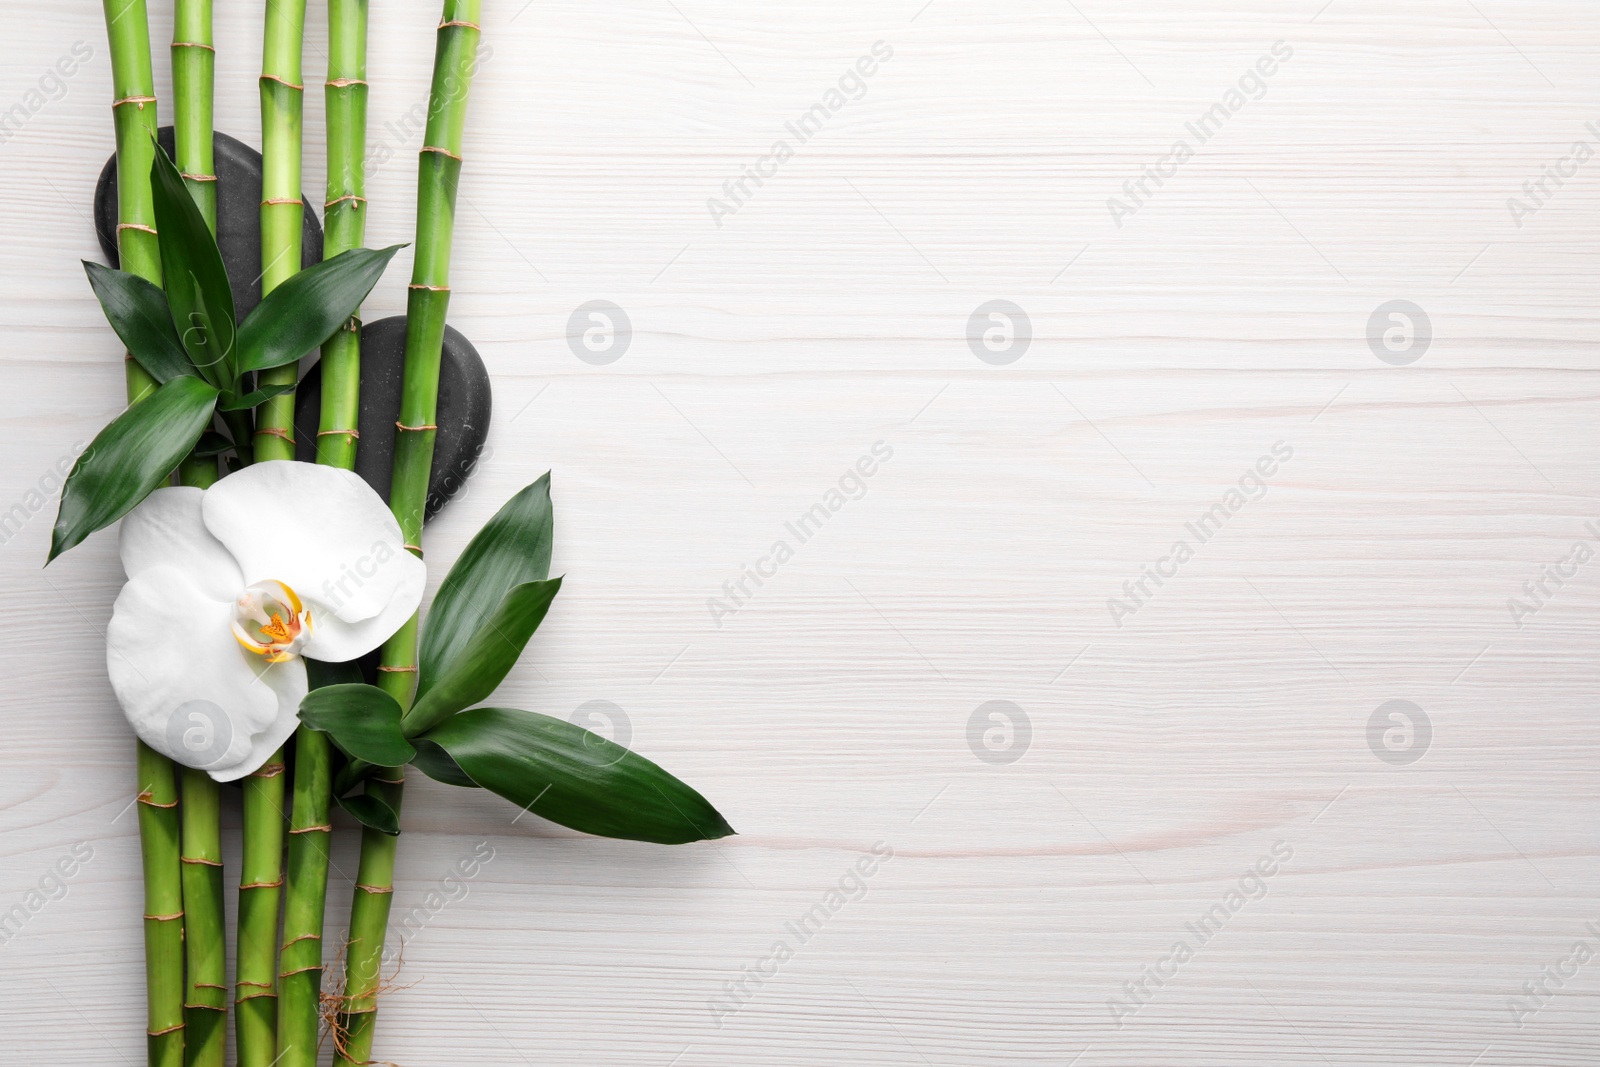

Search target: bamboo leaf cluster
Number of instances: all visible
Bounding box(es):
[50,142,400,563]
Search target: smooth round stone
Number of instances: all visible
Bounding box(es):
[94,127,323,318]
[294,316,493,522]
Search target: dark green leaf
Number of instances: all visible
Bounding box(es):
[188,431,233,458]
[404,577,562,735]
[82,261,192,383]
[418,474,553,704]
[299,683,416,767]
[148,140,235,389]
[418,707,735,844]
[409,737,480,788]
[235,245,405,373]
[217,382,297,412]
[49,376,220,561]
[336,792,400,836]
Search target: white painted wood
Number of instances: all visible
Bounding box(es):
[0,1,1596,1064]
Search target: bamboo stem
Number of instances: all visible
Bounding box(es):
[105,5,183,1065]
[317,0,370,471]
[138,743,186,1067]
[252,0,307,463]
[277,734,331,1066]
[171,0,215,229]
[278,7,371,1063]
[178,767,225,1067]
[104,0,160,409]
[171,8,228,1061]
[335,7,482,1063]
[236,755,286,1067]
[236,6,307,1065]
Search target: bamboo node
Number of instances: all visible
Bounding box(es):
[376,665,417,673]
[317,428,361,439]
[259,74,305,91]
[118,223,158,236]
[254,428,296,444]
[283,932,322,946]
[138,795,178,809]
[181,172,219,182]
[113,95,157,108]
[183,1001,227,1012]
[193,983,227,991]
[180,856,223,866]
[144,911,184,921]
[261,197,305,207]
[236,989,278,1003]
[440,20,482,30]
[171,41,216,52]
[395,421,438,431]
[403,544,423,555]
[420,145,463,161]
[250,761,288,777]
[408,284,451,292]
[325,195,368,208]
[289,823,334,834]
[240,879,284,890]
[236,980,273,990]
[280,964,325,977]
[147,1023,186,1036]
[327,78,369,87]
[354,883,394,895]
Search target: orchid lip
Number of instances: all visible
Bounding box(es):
[232,578,312,661]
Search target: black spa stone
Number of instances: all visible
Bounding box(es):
[94,127,322,318]
[293,316,492,522]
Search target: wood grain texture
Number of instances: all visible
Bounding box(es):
[1,1,1597,1064]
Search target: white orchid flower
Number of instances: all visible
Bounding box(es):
[107,461,425,781]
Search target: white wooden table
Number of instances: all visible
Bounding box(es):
[1,1,1596,1063]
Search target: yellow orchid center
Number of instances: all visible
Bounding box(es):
[232,579,311,662]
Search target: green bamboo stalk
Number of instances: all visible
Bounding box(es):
[277,731,332,1066]
[105,6,183,1065]
[138,743,186,1067]
[316,0,370,471]
[335,7,482,1063]
[236,755,286,1067]
[177,765,225,1067]
[171,0,215,228]
[277,7,371,1063]
[236,6,307,1065]
[170,7,228,1064]
[252,0,307,463]
[104,0,160,408]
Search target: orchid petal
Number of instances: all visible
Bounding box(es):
[301,585,419,662]
[120,486,243,601]
[107,564,305,779]
[205,654,308,783]
[201,461,424,624]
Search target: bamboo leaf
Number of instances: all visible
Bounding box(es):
[417,707,735,844]
[335,792,400,836]
[408,738,479,788]
[148,140,235,389]
[405,577,562,736]
[217,383,297,412]
[81,262,192,383]
[418,475,553,703]
[235,245,405,373]
[189,431,234,458]
[49,376,220,561]
[299,683,416,766]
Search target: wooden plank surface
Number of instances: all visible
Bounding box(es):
[0,1,1596,1064]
